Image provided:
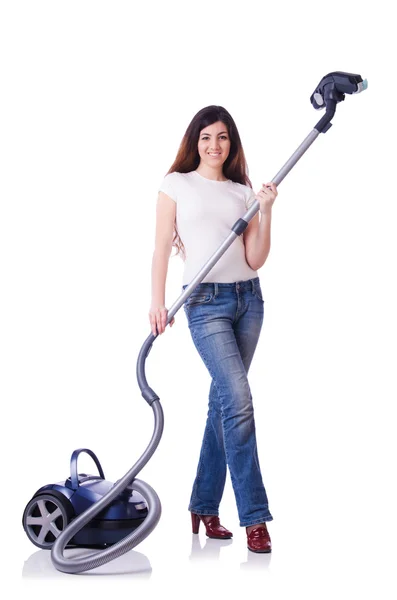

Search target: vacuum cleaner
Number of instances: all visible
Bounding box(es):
[22,71,368,573]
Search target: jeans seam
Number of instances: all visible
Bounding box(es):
[189,510,220,516]
[252,289,264,302]
[189,420,210,508]
[241,515,273,527]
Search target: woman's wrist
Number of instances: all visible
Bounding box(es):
[260,207,272,217]
[151,300,165,309]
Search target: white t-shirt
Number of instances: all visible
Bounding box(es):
[158,170,258,286]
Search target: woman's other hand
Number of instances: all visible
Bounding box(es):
[149,305,175,336]
[255,182,278,215]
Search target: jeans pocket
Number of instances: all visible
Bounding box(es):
[185,293,214,308]
[253,287,264,302]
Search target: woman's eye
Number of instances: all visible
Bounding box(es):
[201,136,228,140]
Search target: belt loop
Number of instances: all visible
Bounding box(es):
[251,279,255,294]
[214,282,218,298]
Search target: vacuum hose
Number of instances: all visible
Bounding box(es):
[51,398,163,573]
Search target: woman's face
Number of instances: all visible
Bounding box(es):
[197,121,231,168]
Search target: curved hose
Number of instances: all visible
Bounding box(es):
[51,400,164,574]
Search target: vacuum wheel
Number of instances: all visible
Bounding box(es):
[22,493,72,549]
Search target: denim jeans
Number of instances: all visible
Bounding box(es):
[182,276,273,527]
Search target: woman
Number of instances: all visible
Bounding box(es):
[149,105,277,553]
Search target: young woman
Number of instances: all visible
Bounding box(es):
[149,105,277,553]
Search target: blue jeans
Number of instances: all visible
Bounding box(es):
[182,276,273,527]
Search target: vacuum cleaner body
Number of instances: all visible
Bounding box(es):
[22,449,148,549]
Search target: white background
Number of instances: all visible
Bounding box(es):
[1,0,396,598]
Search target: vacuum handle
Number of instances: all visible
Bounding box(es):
[69,448,105,490]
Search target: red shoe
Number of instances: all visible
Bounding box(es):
[246,524,272,553]
[191,512,233,539]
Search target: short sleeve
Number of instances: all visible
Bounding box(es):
[245,188,257,211]
[159,173,177,203]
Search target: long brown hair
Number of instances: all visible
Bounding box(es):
[166,105,252,260]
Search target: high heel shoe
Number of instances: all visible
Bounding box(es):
[190,512,233,539]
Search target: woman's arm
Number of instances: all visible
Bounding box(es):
[243,211,272,271]
[243,182,277,271]
[149,191,176,335]
[151,191,175,303]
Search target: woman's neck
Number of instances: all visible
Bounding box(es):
[195,165,228,182]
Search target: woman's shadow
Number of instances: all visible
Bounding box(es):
[189,533,233,560]
[189,534,272,569]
